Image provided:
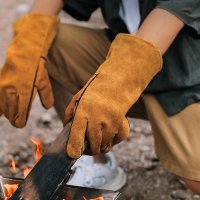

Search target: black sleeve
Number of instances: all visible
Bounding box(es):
[156,0,200,34]
[62,0,98,21]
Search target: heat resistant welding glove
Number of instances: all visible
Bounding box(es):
[0,14,59,128]
[65,34,163,158]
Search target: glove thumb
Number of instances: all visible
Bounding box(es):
[36,58,54,109]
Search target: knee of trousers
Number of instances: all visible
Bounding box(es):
[46,23,110,93]
[47,23,79,64]
[46,23,83,93]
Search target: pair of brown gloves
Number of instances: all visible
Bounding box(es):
[0,14,162,158]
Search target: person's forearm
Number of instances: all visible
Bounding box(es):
[30,0,64,15]
[137,8,184,54]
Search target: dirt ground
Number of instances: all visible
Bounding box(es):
[0,1,199,200]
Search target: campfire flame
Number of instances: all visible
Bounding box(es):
[63,197,104,200]
[31,137,43,162]
[22,138,44,178]
[23,167,32,178]
[4,138,44,199]
[4,160,19,199]
[4,184,19,200]
[83,197,104,200]
[11,160,16,173]
[4,138,104,200]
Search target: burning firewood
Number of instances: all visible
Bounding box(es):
[1,123,119,200]
[10,161,16,173]
[0,176,119,200]
[83,197,104,200]
[3,138,44,199]
[31,138,44,163]
[4,184,18,200]
[3,139,106,200]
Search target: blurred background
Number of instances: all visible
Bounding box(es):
[0,1,199,199]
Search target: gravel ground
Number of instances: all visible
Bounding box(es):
[0,1,199,200]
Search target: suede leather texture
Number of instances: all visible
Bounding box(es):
[65,33,163,158]
[0,14,59,128]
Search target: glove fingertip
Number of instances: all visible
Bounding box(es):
[113,117,130,145]
[42,96,54,109]
[14,117,27,128]
[66,117,87,159]
[39,89,55,109]
[66,144,81,159]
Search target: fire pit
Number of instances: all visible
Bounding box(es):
[0,176,120,200]
[0,123,122,200]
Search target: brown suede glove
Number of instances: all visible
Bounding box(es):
[65,34,163,158]
[0,14,59,128]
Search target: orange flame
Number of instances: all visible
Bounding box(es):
[22,137,43,178]
[64,197,104,200]
[11,160,16,173]
[83,197,104,200]
[4,183,19,199]
[5,138,105,200]
[5,138,44,199]
[23,167,32,178]
[31,138,43,163]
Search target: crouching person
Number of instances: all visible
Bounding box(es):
[1,0,200,195]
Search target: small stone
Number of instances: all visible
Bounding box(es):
[140,145,151,152]
[16,4,29,14]
[18,142,28,150]
[39,113,52,126]
[143,126,152,135]
[19,151,29,161]
[161,195,166,199]
[133,126,143,133]
[129,123,135,132]
[171,189,191,199]
[1,154,13,166]
[193,195,200,199]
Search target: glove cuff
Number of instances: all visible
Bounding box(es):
[13,13,60,57]
[106,33,163,71]
[96,33,163,112]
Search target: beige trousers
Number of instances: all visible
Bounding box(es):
[47,23,200,181]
